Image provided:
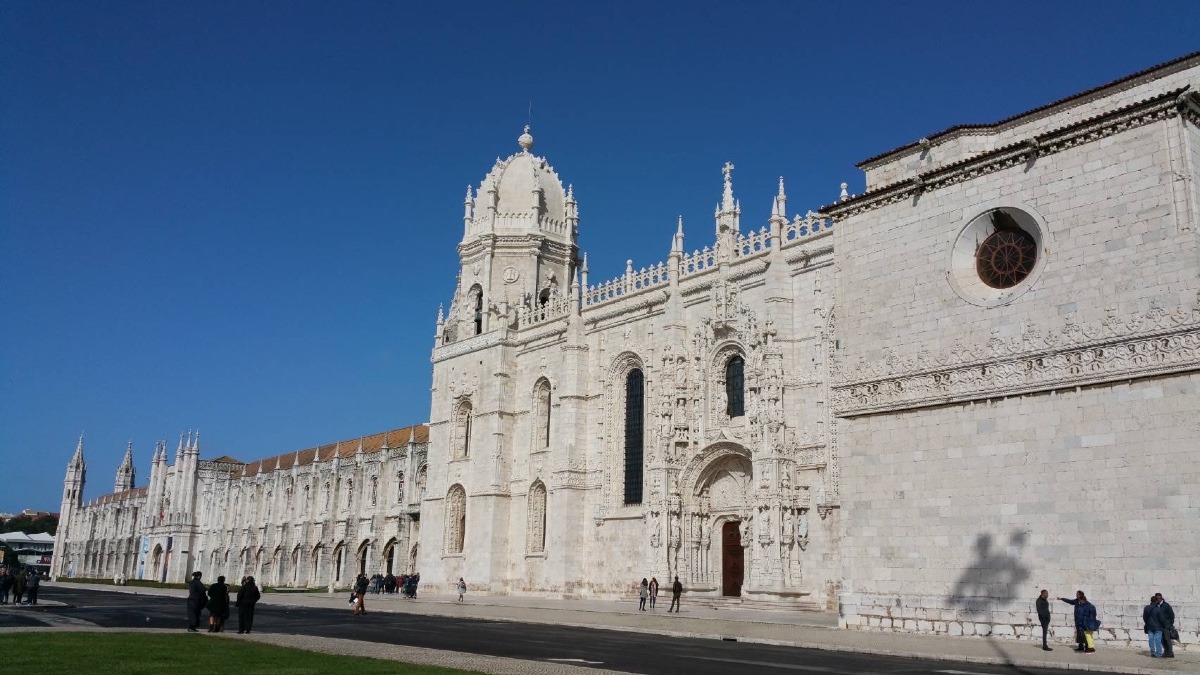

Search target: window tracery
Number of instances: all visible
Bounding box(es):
[533,378,551,451]
[445,484,467,554]
[527,481,547,553]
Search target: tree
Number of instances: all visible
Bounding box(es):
[0,513,58,535]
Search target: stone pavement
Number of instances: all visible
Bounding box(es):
[23,582,1200,675]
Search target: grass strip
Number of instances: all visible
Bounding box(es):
[0,632,481,674]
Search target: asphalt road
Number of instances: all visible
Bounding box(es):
[2,586,1078,675]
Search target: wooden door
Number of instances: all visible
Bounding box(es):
[722,520,744,597]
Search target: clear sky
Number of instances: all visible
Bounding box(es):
[2,1,1197,512]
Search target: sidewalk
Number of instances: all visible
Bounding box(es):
[40,582,1200,674]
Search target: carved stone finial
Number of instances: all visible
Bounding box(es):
[518,125,534,152]
[839,182,849,202]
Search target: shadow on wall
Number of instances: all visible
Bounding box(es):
[947,531,1031,617]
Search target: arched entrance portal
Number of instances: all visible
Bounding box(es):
[721,521,744,597]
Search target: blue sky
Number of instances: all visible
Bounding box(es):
[2,1,1197,512]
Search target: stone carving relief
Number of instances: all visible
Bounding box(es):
[832,299,1200,416]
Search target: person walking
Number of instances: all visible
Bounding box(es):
[1143,595,1164,658]
[235,576,261,634]
[353,573,369,615]
[25,570,40,605]
[186,571,207,632]
[1036,589,1053,651]
[1155,593,1175,658]
[207,575,230,632]
[669,576,683,613]
[638,578,649,611]
[649,577,659,610]
[1059,590,1098,653]
[456,577,466,602]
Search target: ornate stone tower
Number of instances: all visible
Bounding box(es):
[52,435,87,577]
[441,126,579,341]
[115,441,135,492]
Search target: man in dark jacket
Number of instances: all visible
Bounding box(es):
[186,571,207,632]
[669,576,683,613]
[1155,593,1175,658]
[1036,589,1052,651]
[236,576,261,634]
[1144,595,1165,657]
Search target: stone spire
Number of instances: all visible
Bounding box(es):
[115,441,135,492]
[715,162,742,260]
[70,434,85,467]
[772,176,788,222]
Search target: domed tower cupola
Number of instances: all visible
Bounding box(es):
[446,126,580,341]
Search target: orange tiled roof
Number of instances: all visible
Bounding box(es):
[233,424,428,479]
[94,486,148,506]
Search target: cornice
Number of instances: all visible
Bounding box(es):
[822,87,1191,220]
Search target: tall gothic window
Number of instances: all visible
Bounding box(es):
[471,286,483,335]
[454,400,473,459]
[726,355,745,417]
[396,472,405,504]
[623,368,645,505]
[445,484,467,554]
[533,378,551,451]
[528,481,547,553]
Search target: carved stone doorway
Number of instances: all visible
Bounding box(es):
[721,520,744,597]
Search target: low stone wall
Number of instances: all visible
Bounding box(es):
[839,593,1196,651]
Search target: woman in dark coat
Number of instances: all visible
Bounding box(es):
[235,576,261,634]
[207,575,231,632]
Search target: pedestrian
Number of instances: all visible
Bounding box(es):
[25,570,40,605]
[638,578,649,611]
[0,568,11,604]
[1155,593,1175,658]
[669,576,683,613]
[1143,595,1164,658]
[353,573,369,615]
[207,575,230,632]
[456,577,466,602]
[384,573,396,594]
[411,572,421,598]
[186,571,207,632]
[12,570,26,605]
[1058,590,1099,653]
[236,576,261,634]
[1036,589,1052,651]
[649,577,659,610]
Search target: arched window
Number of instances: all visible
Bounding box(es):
[533,378,551,451]
[528,481,547,553]
[445,484,467,554]
[396,472,405,504]
[624,368,645,505]
[725,355,745,417]
[472,286,484,335]
[454,400,473,459]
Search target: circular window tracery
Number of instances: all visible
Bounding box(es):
[976,227,1037,289]
[947,205,1047,307]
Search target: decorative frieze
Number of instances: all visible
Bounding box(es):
[833,299,1200,416]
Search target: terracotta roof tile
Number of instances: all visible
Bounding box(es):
[231,423,428,479]
[94,486,148,505]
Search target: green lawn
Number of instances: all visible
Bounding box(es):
[0,632,481,674]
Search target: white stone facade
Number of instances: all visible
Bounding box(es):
[52,427,428,588]
[828,54,1200,646]
[54,54,1200,647]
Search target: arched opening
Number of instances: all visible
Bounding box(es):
[357,540,370,577]
[311,545,323,586]
[471,285,484,335]
[333,543,345,584]
[624,368,645,505]
[383,538,398,575]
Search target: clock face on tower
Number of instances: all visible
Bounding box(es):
[502,266,519,284]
